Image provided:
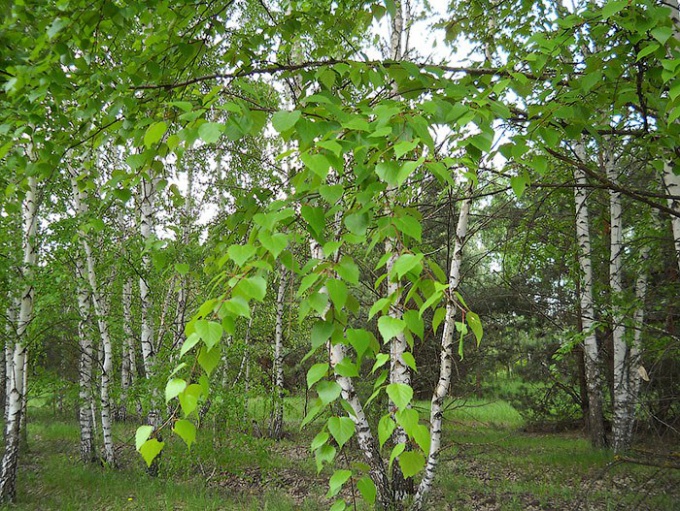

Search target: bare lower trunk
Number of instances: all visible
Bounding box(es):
[269,268,289,440]
[139,175,162,474]
[607,154,631,453]
[70,171,115,466]
[0,175,37,503]
[625,246,650,447]
[75,259,96,462]
[573,142,606,448]
[412,182,472,511]
[330,341,394,509]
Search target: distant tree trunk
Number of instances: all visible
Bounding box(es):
[0,174,37,503]
[70,169,116,466]
[573,141,606,448]
[75,259,96,462]
[119,278,137,420]
[625,245,650,445]
[413,181,473,511]
[269,268,288,440]
[663,163,680,272]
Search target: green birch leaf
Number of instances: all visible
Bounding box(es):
[235,276,267,302]
[326,278,348,309]
[315,444,336,472]
[466,311,484,345]
[228,244,257,266]
[398,451,425,478]
[272,110,301,132]
[386,383,413,410]
[357,476,377,505]
[144,121,167,148]
[311,431,329,450]
[601,0,627,19]
[139,438,164,467]
[301,205,326,238]
[258,231,288,257]
[389,443,406,469]
[222,296,251,318]
[301,152,332,179]
[401,352,417,372]
[391,253,423,279]
[378,415,396,448]
[327,417,355,448]
[413,424,431,454]
[197,345,221,376]
[180,332,200,357]
[198,122,223,144]
[317,380,342,405]
[165,378,187,403]
[336,256,360,284]
[135,425,154,450]
[179,384,202,417]
[173,419,196,449]
[194,320,223,350]
[327,469,352,498]
[330,500,346,511]
[378,316,406,342]
[393,139,419,158]
[307,363,329,389]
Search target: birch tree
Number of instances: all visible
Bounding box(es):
[0,174,37,503]
[573,141,606,448]
[70,167,116,467]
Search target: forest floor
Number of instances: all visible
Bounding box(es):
[2,397,678,510]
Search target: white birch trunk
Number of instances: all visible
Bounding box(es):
[70,171,116,466]
[75,259,96,462]
[573,142,606,447]
[3,303,17,423]
[0,175,37,503]
[606,154,631,452]
[269,268,289,439]
[309,240,394,508]
[139,176,156,379]
[662,163,680,273]
[412,183,472,511]
[385,2,414,500]
[120,278,137,419]
[138,175,162,473]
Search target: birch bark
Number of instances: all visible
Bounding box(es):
[606,152,631,452]
[662,163,680,272]
[269,268,289,440]
[412,182,472,511]
[70,171,116,466]
[75,258,96,462]
[573,141,606,448]
[384,1,414,500]
[0,175,37,503]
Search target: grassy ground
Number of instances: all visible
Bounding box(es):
[2,397,678,510]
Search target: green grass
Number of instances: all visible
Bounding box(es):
[2,397,678,510]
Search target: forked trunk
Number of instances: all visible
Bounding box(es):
[70,170,116,466]
[412,182,472,511]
